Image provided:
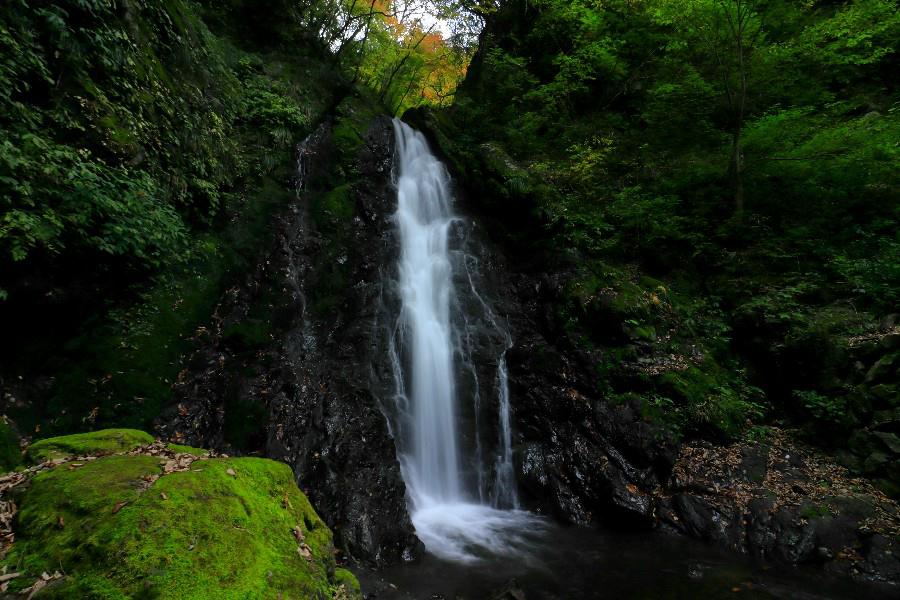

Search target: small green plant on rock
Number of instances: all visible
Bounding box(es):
[793,390,849,426]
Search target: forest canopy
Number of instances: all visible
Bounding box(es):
[0,0,477,297]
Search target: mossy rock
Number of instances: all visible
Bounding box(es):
[5,431,360,599]
[332,93,382,161]
[25,429,154,463]
[312,183,355,227]
[166,443,208,455]
[866,351,899,384]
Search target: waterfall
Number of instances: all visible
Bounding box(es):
[389,119,541,563]
[393,118,461,504]
[494,350,518,508]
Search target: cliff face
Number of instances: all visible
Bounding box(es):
[155,108,421,566]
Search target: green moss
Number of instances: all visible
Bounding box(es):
[333,568,362,598]
[26,429,154,463]
[8,455,161,581]
[332,92,382,162]
[313,184,355,224]
[307,182,358,318]
[5,434,359,599]
[166,443,208,455]
[799,503,833,520]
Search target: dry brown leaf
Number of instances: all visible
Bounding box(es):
[297,543,312,560]
[25,578,46,599]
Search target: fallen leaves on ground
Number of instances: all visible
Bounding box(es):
[668,427,900,538]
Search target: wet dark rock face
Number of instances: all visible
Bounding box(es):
[156,116,420,566]
[441,202,678,529]
[153,112,672,564]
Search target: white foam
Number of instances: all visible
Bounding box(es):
[411,502,547,564]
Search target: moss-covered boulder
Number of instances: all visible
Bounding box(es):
[25,429,154,463]
[3,430,359,599]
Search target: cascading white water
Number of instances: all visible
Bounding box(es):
[393,118,461,504]
[391,119,542,563]
[493,349,518,507]
[461,256,518,508]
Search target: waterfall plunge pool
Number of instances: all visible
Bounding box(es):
[354,521,896,599]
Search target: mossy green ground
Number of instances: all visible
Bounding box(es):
[4,431,360,599]
[25,429,154,463]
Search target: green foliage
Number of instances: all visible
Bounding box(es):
[0,0,345,444]
[744,424,772,443]
[0,139,187,266]
[0,0,242,270]
[832,231,900,309]
[796,0,900,71]
[793,390,849,427]
[0,0,336,294]
[655,366,767,439]
[430,0,899,450]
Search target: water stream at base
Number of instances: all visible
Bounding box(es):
[389,119,540,563]
[354,523,897,600]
